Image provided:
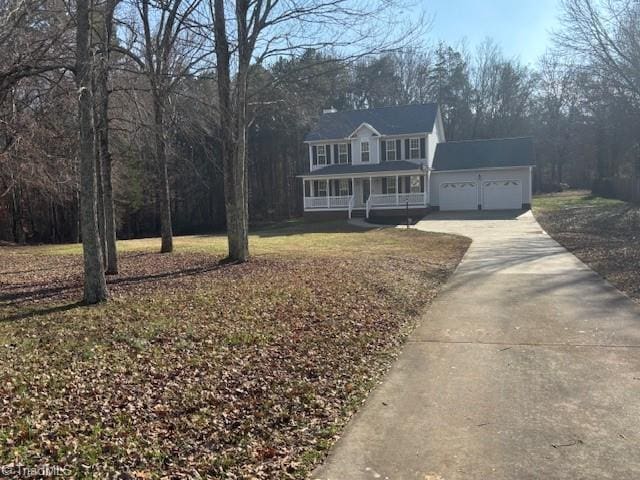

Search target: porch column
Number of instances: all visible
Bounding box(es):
[326,179,330,207]
[423,173,428,205]
[369,176,372,202]
[395,175,399,206]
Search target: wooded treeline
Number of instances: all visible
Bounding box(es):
[1,0,639,248]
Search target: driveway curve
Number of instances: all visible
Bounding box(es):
[314,210,640,480]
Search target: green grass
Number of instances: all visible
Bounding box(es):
[533,190,640,302]
[17,220,421,258]
[0,221,470,478]
[533,190,624,212]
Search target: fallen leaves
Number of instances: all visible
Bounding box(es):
[0,227,469,478]
[535,192,640,302]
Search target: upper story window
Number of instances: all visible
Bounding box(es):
[317,145,327,165]
[409,138,420,159]
[386,141,397,161]
[361,141,370,162]
[338,143,349,163]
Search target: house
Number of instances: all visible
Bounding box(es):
[299,103,534,218]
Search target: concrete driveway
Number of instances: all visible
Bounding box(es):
[314,210,640,480]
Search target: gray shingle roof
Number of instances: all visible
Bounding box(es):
[304,103,439,142]
[302,161,425,177]
[433,137,535,171]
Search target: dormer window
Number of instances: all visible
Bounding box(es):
[361,141,370,162]
[386,141,397,161]
[317,145,327,164]
[338,143,349,163]
[409,138,420,159]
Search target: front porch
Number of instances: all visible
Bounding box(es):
[303,174,429,219]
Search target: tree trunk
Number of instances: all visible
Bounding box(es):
[95,137,107,262]
[213,0,249,262]
[76,0,108,304]
[93,0,118,273]
[154,95,173,253]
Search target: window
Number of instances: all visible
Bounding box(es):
[317,145,326,164]
[410,176,421,193]
[361,141,370,162]
[386,141,396,161]
[338,143,349,163]
[386,176,397,194]
[314,180,327,197]
[409,138,420,159]
[338,179,350,196]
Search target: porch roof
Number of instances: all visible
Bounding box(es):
[300,161,426,178]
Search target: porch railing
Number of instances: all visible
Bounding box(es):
[304,195,352,209]
[368,193,426,207]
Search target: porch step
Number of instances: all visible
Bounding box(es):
[351,210,366,218]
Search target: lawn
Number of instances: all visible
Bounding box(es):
[0,221,469,479]
[533,191,640,302]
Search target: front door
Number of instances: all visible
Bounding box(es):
[362,180,370,205]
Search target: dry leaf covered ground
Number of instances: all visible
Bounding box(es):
[0,221,469,479]
[534,191,640,302]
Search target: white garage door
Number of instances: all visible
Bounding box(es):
[439,181,478,211]
[482,180,522,210]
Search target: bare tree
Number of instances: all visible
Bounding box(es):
[76,0,108,303]
[210,0,422,262]
[557,0,640,103]
[116,0,207,253]
[92,0,119,273]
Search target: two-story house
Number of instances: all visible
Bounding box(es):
[300,103,534,219]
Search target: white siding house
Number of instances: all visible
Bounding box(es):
[300,104,534,218]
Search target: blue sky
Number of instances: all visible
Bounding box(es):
[421,0,561,65]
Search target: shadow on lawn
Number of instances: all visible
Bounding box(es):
[0,257,240,321]
[2,301,85,322]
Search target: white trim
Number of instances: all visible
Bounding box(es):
[299,170,427,180]
[303,131,431,144]
[431,165,533,174]
[348,122,382,138]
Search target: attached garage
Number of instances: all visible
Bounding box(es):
[482,179,522,210]
[439,181,478,211]
[430,137,534,211]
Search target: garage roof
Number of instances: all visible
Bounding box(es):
[433,137,534,171]
[304,103,440,142]
[301,161,425,177]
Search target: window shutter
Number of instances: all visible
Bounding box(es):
[349,179,353,195]
[381,141,386,162]
[334,144,339,163]
[382,177,387,194]
[304,180,310,196]
[395,139,401,159]
[326,144,331,163]
[347,143,352,163]
[312,146,318,165]
[405,139,410,159]
[420,138,426,158]
[420,176,425,192]
[405,177,410,192]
